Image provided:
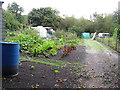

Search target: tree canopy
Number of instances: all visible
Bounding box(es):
[3,2,118,35]
[3,9,21,31]
[28,7,61,27]
[7,2,24,15]
[7,2,27,24]
[60,13,117,34]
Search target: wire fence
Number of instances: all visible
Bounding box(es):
[96,38,120,53]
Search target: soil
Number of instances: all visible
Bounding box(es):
[2,40,119,88]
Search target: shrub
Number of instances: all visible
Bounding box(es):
[55,45,64,50]
[21,29,39,36]
[49,49,57,56]
[53,30,66,38]
[3,10,21,31]
[68,26,84,37]
[6,32,16,36]
[65,32,78,40]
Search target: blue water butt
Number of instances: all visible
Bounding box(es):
[0,42,20,77]
[82,33,90,38]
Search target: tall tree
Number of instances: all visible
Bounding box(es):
[7,2,24,15]
[60,16,77,31]
[94,14,105,32]
[7,2,25,24]
[113,10,119,27]
[104,14,115,33]
[28,7,61,28]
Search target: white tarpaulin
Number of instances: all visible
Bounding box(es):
[37,26,47,37]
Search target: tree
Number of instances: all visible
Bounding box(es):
[104,14,115,33]
[28,7,61,28]
[7,2,24,15]
[60,16,96,33]
[94,14,105,32]
[92,13,116,33]
[3,9,21,31]
[68,26,84,37]
[7,2,25,24]
[77,17,95,33]
[113,10,119,27]
[60,16,77,31]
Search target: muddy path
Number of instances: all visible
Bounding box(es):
[78,39,119,88]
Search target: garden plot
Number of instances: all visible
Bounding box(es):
[2,39,119,88]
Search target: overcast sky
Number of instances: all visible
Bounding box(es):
[2,0,120,19]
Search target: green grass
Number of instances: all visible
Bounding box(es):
[20,58,61,66]
[78,39,84,46]
[83,39,103,51]
[96,38,119,53]
[20,56,87,70]
[20,57,70,67]
[99,42,118,54]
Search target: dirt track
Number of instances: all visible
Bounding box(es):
[77,40,119,88]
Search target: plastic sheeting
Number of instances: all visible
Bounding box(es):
[37,26,47,37]
[82,33,90,38]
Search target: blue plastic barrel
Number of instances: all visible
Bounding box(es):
[82,33,90,38]
[0,42,20,77]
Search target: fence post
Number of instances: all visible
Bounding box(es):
[0,1,5,42]
[0,1,4,90]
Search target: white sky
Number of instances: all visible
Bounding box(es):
[2,0,120,19]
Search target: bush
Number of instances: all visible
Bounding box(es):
[6,32,16,36]
[65,32,78,40]
[53,30,66,38]
[21,29,39,36]
[3,10,21,31]
[113,25,120,41]
[68,26,84,37]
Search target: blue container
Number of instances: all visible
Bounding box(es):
[105,36,109,38]
[0,42,20,77]
[82,33,90,38]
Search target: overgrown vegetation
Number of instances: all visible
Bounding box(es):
[96,26,120,52]
[3,2,28,31]
[5,29,79,58]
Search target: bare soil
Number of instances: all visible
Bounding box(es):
[2,39,119,88]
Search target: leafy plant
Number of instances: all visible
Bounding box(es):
[61,45,76,57]
[6,32,16,36]
[41,41,55,51]
[30,65,35,69]
[22,29,38,36]
[54,70,60,73]
[49,49,57,56]
[55,45,64,50]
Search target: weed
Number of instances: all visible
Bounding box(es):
[104,78,112,84]
[30,65,35,69]
[54,70,60,73]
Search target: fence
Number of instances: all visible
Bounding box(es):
[96,37,120,53]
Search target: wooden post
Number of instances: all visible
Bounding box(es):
[0,1,5,41]
[118,1,120,24]
[0,2,4,89]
